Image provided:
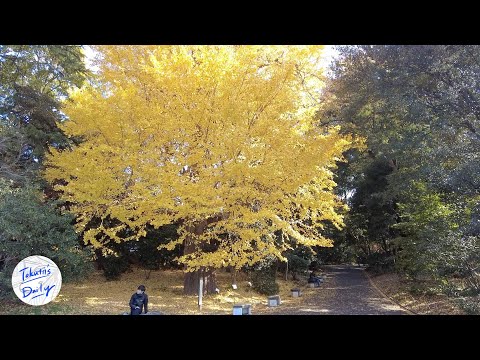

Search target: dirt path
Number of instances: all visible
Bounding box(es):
[258,265,409,315]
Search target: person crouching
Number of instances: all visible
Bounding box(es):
[129,285,148,315]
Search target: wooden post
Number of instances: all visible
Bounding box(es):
[232,267,237,288]
[285,259,288,281]
[198,274,203,311]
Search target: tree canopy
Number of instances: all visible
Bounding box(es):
[0,45,91,298]
[0,45,87,184]
[318,45,480,292]
[45,45,354,271]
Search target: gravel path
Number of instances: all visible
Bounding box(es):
[258,265,408,315]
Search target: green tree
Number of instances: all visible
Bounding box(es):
[0,45,87,184]
[0,46,91,298]
[0,187,92,298]
[393,182,459,278]
[319,45,480,291]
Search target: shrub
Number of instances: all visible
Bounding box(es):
[251,258,279,295]
[134,223,182,271]
[285,253,309,280]
[90,222,183,279]
[252,269,279,295]
[0,188,93,298]
[366,253,395,274]
[99,255,130,280]
[458,298,480,315]
[0,272,14,300]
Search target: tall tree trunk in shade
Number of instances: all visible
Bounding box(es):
[183,220,217,295]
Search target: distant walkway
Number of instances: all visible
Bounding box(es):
[261,265,408,315]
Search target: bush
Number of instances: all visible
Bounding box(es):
[277,246,315,280]
[366,253,395,274]
[252,270,279,295]
[133,223,182,271]
[0,271,15,300]
[0,188,93,298]
[99,255,130,280]
[90,222,183,279]
[285,253,309,280]
[251,259,279,295]
[458,297,480,315]
[440,282,461,297]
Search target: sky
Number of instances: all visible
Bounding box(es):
[82,45,98,72]
[321,45,339,66]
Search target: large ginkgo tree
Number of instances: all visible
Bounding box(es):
[44,46,353,294]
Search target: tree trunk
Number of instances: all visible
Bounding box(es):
[182,220,217,295]
[382,238,389,254]
[184,267,217,295]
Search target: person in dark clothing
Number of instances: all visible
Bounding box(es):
[129,285,148,315]
[308,271,322,287]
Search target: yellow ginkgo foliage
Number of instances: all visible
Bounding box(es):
[44,45,352,273]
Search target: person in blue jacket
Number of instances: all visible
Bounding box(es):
[129,285,148,315]
[308,271,322,287]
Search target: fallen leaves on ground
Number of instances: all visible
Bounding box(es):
[368,272,465,315]
[1,268,311,315]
